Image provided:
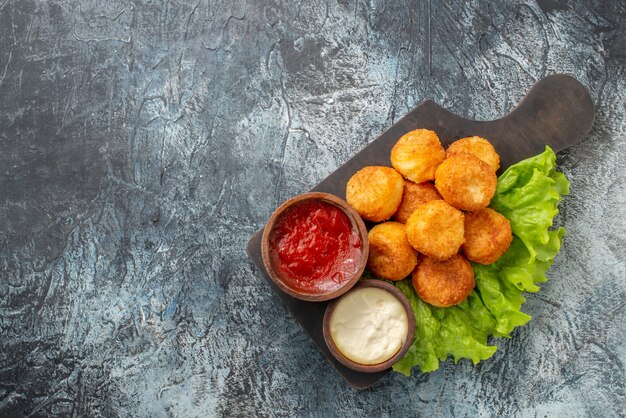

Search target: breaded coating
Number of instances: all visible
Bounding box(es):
[393,181,443,224]
[405,200,465,260]
[346,166,404,222]
[367,222,419,281]
[412,254,475,307]
[447,136,501,172]
[462,208,512,264]
[435,153,497,211]
[391,129,445,183]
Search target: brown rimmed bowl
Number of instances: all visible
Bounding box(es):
[322,279,416,373]
[261,192,369,302]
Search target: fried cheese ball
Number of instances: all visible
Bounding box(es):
[405,200,465,260]
[367,222,419,281]
[393,181,443,224]
[447,136,501,172]
[435,153,497,211]
[412,254,475,307]
[462,208,513,265]
[346,166,404,222]
[391,129,446,184]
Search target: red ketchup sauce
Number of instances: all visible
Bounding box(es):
[269,200,362,293]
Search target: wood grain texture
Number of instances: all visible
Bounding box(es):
[0,0,624,416]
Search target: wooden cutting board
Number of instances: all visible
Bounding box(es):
[246,74,595,388]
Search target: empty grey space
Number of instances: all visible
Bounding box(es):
[1,0,624,416]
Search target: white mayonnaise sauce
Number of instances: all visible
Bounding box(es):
[329,287,409,365]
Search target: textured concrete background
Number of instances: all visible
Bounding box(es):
[1,0,624,416]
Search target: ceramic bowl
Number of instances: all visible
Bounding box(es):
[261,192,369,302]
[322,279,415,373]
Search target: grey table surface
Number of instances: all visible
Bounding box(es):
[1,0,625,417]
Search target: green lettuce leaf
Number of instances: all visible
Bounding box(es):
[490,148,569,264]
[393,146,569,375]
[393,282,497,375]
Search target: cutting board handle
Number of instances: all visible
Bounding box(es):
[500,74,595,157]
[392,73,595,171]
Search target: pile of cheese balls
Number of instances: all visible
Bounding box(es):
[346,129,512,307]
